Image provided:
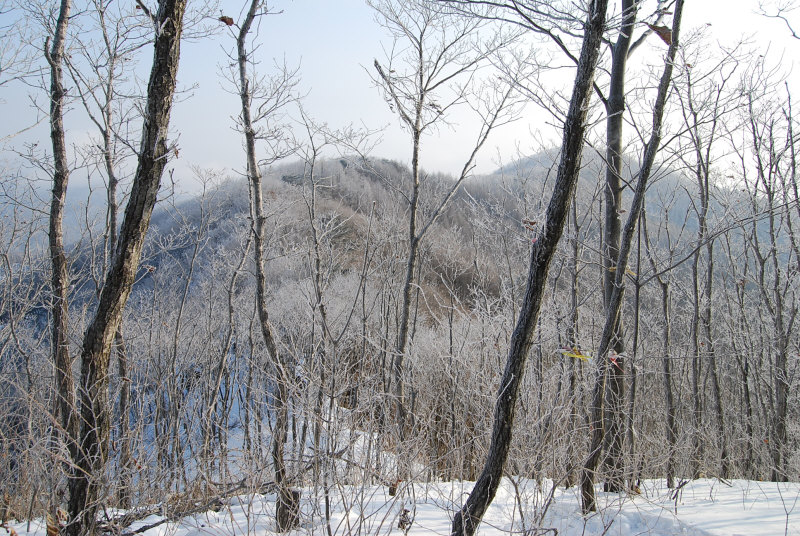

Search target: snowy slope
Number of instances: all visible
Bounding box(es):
[9,478,799,535]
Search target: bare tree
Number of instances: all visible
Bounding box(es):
[370,0,518,457]
[437,0,677,494]
[669,37,749,480]
[43,4,80,511]
[581,0,684,513]
[290,112,378,532]
[641,199,686,488]
[450,0,610,533]
[760,0,800,39]
[62,1,152,506]
[37,0,190,531]
[228,0,299,530]
[596,0,658,491]
[4,0,797,530]
[733,70,799,482]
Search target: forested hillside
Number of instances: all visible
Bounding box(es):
[0,0,798,535]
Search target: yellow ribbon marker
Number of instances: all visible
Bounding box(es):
[608,266,637,277]
[560,347,592,361]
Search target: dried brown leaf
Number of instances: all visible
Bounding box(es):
[647,23,672,46]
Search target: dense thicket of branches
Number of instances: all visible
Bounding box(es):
[0,0,798,534]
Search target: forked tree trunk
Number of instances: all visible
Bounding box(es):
[582,0,684,514]
[450,2,609,533]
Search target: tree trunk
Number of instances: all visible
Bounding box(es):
[45,0,79,478]
[625,222,642,487]
[660,281,677,486]
[236,1,296,530]
[643,211,677,488]
[115,332,132,508]
[582,0,684,513]
[601,0,638,493]
[67,0,187,532]
[451,1,609,533]
[689,245,705,477]
[565,202,581,488]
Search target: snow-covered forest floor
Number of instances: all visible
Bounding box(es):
[8,478,799,536]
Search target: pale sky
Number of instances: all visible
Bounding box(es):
[1,0,798,192]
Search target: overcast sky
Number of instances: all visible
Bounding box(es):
[2,0,798,193]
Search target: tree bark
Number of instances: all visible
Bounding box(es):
[450,1,609,533]
[67,0,187,532]
[601,0,638,493]
[115,331,132,508]
[45,0,79,474]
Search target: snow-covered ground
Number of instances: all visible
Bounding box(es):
[9,478,799,535]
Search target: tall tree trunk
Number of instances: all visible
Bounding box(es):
[735,340,755,478]
[690,250,704,477]
[703,240,728,477]
[102,70,134,506]
[67,0,187,532]
[659,279,677,486]
[565,201,581,488]
[236,1,296,530]
[742,90,796,483]
[45,0,79,477]
[451,1,610,533]
[625,221,642,487]
[601,0,638,493]
[762,204,791,482]
[582,0,684,513]
[771,333,789,482]
[643,211,677,487]
[393,128,422,444]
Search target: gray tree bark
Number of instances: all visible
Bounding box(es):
[236,1,297,530]
[45,0,79,474]
[600,0,638,492]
